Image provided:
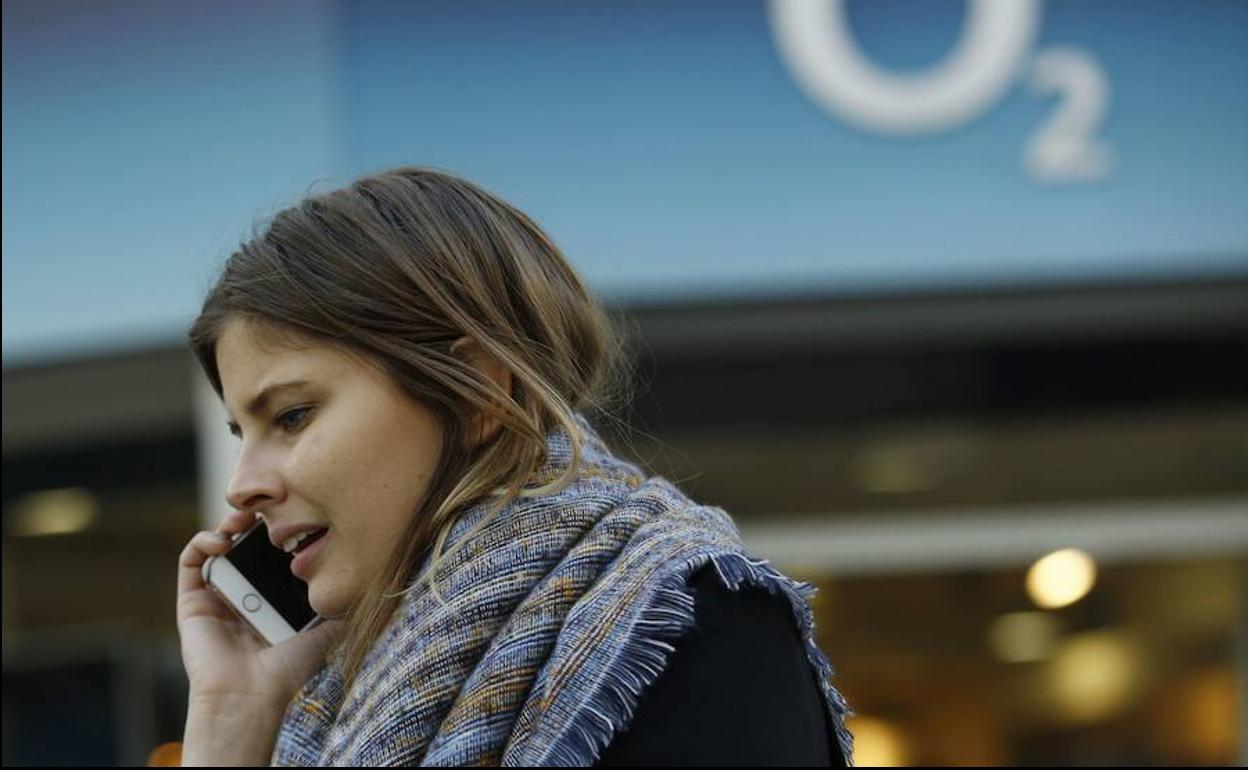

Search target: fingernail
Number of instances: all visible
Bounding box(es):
[213,531,231,541]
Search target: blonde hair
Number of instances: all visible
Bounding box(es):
[188,166,634,687]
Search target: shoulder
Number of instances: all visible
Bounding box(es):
[685,562,795,634]
[594,563,841,766]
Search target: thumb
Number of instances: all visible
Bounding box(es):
[305,618,347,658]
[272,617,346,666]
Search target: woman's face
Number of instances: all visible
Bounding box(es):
[216,317,444,618]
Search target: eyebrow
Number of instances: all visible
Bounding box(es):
[226,379,311,436]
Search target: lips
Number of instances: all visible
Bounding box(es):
[287,528,327,554]
[290,529,329,579]
[268,522,329,553]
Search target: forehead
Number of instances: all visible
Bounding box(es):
[216,318,364,392]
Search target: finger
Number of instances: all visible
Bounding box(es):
[214,509,259,537]
[309,619,347,652]
[177,582,240,625]
[277,618,347,661]
[306,620,347,661]
[177,530,235,596]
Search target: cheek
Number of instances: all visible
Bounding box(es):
[289,431,333,475]
[296,407,440,556]
[290,427,370,500]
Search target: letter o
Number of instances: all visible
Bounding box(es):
[768,0,1041,135]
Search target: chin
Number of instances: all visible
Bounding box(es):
[308,584,347,619]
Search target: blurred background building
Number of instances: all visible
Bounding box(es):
[3,0,1246,765]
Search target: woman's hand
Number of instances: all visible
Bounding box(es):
[177,508,344,765]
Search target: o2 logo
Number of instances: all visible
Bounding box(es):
[767,0,1113,183]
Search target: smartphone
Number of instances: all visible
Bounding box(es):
[202,520,321,645]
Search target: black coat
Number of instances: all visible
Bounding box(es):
[595,564,848,766]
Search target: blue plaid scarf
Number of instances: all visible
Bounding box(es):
[272,414,854,766]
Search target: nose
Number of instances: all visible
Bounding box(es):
[224,444,284,515]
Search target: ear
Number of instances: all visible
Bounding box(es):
[450,337,513,447]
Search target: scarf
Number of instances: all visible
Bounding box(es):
[272,414,855,766]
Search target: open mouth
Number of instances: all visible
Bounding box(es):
[291,528,328,554]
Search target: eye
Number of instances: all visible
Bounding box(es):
[275,406,312,434]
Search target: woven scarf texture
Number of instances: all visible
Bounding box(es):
[271,414,855,766]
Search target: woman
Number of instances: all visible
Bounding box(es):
[177,167,855,766]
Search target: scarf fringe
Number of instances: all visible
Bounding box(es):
[528,550,856,767]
